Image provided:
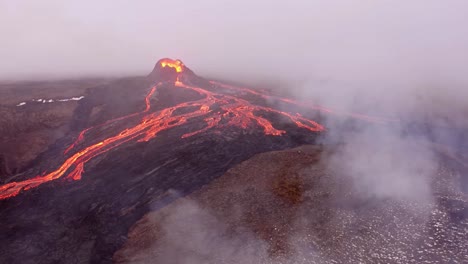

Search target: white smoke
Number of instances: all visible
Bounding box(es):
[123,199,273,264]
[324,124,436,203]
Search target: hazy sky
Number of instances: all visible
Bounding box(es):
[2,0,468,115]
[2,0,468,82]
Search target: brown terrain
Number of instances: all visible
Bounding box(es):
[0,79,110,175]
[115,145,468,263]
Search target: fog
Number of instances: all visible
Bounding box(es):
[3,1,468,113]
[1,2,466,77]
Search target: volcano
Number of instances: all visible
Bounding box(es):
[0,58,325,200]
[1,58,467,263]
[0,58,331,263]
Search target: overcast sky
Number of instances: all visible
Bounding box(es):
[1,0,467,82]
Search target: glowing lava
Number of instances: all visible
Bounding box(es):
[160,58,184,73]
[3,58,390,200]
[209,81,397,124]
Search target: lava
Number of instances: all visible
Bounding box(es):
[0,59,336,200]
[64,85,158,154]
[159,58,184,73]
[209,81,397,124]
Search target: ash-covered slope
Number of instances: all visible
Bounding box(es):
[115,145,468,263]
[0,59,326,263]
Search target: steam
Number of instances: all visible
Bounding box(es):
[324,124,436,203]
[122,199,327,264]
[125,199,272,264]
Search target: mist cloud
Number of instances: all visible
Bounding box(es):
[2,1,467,85]
[3,1,468,117]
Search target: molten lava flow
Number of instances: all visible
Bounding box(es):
[209,81,397,124]
[0,65,330,200]
[64,86,158,154]
[160,59,184,73]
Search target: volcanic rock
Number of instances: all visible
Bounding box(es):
[0,58,323,263]
[115,145,468,263]
[1,58,466,264]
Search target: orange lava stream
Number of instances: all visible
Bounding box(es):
[0,75,325,200]
[63,85,158,154]
[209,81,398,124]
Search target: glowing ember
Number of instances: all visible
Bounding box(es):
[160,59,184,73]
[0,58,331,200]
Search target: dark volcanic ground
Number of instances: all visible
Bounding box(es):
[0,78,110,173]
[0,61,467,264]
[0,66,324,263]
[114,146,468,263]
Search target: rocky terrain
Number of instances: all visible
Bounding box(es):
[115,145,468,263]
[0,79,110,174]
[0,59,466,264]
[0,59,324,263]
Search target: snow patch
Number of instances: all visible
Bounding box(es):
[58,96,84,102]
[16,96,85,107]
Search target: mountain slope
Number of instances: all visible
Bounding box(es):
[115,145,468,263]
[0,59,326,263]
